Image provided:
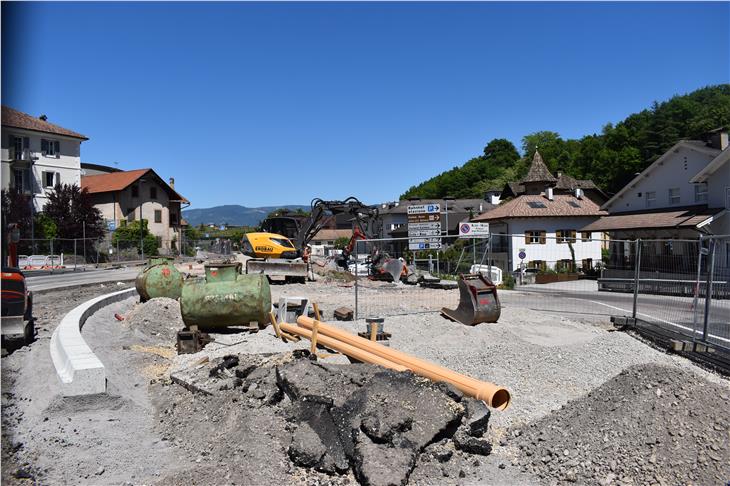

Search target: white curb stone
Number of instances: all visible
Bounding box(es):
[50,287,137,396]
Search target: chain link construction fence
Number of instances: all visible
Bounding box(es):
[350,234,730,354]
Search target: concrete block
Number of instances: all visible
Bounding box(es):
[49,287,137,396]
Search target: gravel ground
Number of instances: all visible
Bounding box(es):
[2,279,729,485]
[514,364,730,485]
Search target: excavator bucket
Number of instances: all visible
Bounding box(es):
[441,274,501,325]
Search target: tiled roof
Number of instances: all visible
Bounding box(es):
[472,194,606,221]
[2,105,88,140]
[520,151,557,183]
[81,168,189,203]
[580,206,723,232]
[554,174,598,191]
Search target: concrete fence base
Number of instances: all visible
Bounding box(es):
[49,287,137,396]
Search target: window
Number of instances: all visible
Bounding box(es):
[668,187,680,205]
[41,139,60,157]
[527,201,546,209]
[154,210,162,224]
[11,136,29,159]
[568,201,581,208]
[528,260,546,270]
[581,231,592,242]
[694,183,707,203]
[646,191,656,208]
[126,208,135,222]
[42,171,58,188]
[150,186,157,199]
[13,169,30,192]
[524,230,546,244]
[170,212,178,224]
[581,258,593,271]
[556,229,576,244]
[556,259,575,272]
[131,184,139,198]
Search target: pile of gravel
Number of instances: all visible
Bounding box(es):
[514,363,730,485]
[155,352,499,486]
[124,297,184,343]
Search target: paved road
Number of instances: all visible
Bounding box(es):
[25,267,140,292]
[504,282,730,347]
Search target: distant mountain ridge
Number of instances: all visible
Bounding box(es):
[182,204,309,227]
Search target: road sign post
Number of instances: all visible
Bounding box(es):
[408,203,441,250]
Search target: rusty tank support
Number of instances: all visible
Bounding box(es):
[180,262,271,329]
[135,257,184,302]
[295,316,511,410]
[441,274,501,325]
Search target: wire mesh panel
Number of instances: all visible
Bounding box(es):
[699,236,730,351]
[633,239,704,339]
[353,236,465,319]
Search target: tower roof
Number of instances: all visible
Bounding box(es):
[520,150,557,184]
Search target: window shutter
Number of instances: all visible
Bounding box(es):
[54,141,60,156]
[41,171,47,187]
[540,231,546,244]
[570,230,576,241]
[41,139,48,155]
[525,233,530,244]
[23,137,29,149]
[55,172,61,186]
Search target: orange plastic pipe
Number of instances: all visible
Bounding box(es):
[296,316,511,410]
[279,322,408,372]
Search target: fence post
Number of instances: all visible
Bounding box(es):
[702,238,716,342]
[354,239,359,321]
[632,239,642,319]
[74,239,77,271]
[691,235,704,340]
[50,238,54,258]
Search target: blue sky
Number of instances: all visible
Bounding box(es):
[2,2,728,209]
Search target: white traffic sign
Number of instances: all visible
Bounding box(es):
[458,222,490,238]
[407,203,441,215]
[407,230,441,238]
[408,222,441,230]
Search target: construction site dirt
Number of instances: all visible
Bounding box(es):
[2,280,729,485]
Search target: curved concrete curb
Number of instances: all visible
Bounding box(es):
[50,287,137,396]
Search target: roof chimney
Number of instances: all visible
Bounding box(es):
[169,177,175,189]
[546,187,554,201]
[575,188,583,199]
[709,129,729,150]
[39,114,48,121]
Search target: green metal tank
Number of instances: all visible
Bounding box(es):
[135,257,184,302]
[180,262,271,329]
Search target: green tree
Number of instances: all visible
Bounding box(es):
[43,184,105,254]
[334,236,350,250]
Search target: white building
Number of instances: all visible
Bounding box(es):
[582,131,729,239]
[1,106,87,211]
[472,151,606,273]
[81,168,189,252]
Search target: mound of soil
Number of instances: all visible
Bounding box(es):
[156,352,496,485]
[124,297,184,343]
[514,364,730,485]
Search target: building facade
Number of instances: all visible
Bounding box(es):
[1,106,88,211]
[81,169,189,252]
[473,151,606,273]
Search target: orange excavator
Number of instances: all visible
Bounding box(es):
[1,223,34,345]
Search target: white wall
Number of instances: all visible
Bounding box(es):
[506,217,604,271]
[706,159,730,235]
[1,128,82,211]
[605,144,717,213]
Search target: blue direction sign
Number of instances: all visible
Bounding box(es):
[518,250,526,260]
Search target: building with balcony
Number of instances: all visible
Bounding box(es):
[1,106,88,211]
[81,168,189,252]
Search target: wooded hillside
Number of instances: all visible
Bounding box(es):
[401,85,730,199]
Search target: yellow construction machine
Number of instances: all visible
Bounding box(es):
[241,197,379,283]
